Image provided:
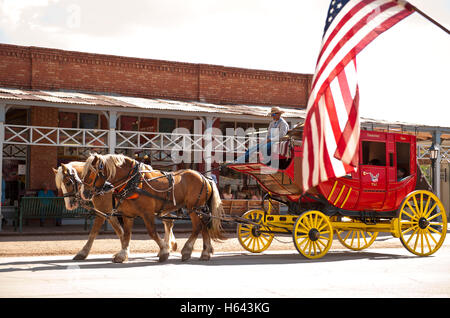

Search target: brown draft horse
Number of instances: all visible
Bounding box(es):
[80,153,225,262]
[53,161,177,263]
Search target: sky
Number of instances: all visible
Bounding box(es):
[0,0,449,127]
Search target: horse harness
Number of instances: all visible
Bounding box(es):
[107,162,176,215]
[62,160,213,222]
[93,160,214,220]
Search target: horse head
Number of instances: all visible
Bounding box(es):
[53,162,84,210]
[80,153,105,201]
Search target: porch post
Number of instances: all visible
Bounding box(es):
[0,103,5,231]
[204,116,214,178]
[108,110,117,154]
[432,131,442,198]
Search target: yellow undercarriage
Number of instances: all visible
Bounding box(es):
[236,190,447,259]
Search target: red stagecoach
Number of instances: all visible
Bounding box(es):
[227,130,447,259]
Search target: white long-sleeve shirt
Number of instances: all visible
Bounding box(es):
[268,118,289,141]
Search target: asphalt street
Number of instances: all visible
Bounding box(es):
[1,245,450,298]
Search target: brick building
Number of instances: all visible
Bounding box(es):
[0,43,312,206]
[1,43,449,224]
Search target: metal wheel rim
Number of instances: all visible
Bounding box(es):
[398,190,447,256]
[237,210,274,253]
[293,211,333,259]
[335,229,378,251]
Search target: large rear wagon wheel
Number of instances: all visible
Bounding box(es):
[293,210,333,259]
[397,190,447,256]
[237,210,274,253]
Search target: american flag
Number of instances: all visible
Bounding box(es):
[301,0,413,192]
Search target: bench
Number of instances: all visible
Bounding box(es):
[18,197,93,232]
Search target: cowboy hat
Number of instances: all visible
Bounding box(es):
[269,106,285,115]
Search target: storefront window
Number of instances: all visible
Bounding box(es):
[6,108,28,125]
[2,159,26,206]
[159,118,176,133]
[80,113,99,129]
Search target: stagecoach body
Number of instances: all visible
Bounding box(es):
[228,130,447,259]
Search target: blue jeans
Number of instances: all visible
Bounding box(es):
[236,141,272,164]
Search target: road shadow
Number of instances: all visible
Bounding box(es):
[0,249,418,273]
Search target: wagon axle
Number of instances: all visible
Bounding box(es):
[308,228,320,241]
[418,217,429,230]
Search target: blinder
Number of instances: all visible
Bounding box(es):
[62,168,81,198]
[83,159,110,195]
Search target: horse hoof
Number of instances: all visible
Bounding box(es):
[73,253,87,261]
[200,252,211,261]
[158,253,169,262]
[181,253,191,262]
[113,252,128,263]
[171,242,178,252]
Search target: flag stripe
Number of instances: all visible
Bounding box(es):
[302,0,413,192]
[311,1,400,98]
[317,0,379,65]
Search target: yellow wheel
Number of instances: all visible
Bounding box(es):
[397,190,447,256]
[293,210,333,259]
[237,210,274,253]
[333,217,378,251]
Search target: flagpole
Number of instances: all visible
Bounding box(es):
[408,3,450,35]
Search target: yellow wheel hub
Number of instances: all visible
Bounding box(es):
[237,210,274,253]
[398,190,447,256]
[293,210,333,259]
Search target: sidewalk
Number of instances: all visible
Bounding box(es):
[0,219,197,236]
[0,217,239,236]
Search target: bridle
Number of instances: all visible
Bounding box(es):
[61,167,83,200]
[82,160,110,195]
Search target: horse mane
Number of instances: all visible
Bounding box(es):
[54,167,64,190]
[82,153,129,181]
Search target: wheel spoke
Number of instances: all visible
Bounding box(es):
[424,202,438,219]
[398,191,447,257]
[412,195,421,217]
[427,212,442,222]
[423,230,432,253]
[401,224,417,236]
[238,210,274,253]
[403,203,418,220]
[423,195,431,217]
[293,211,333,259]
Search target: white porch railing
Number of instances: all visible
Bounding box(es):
[2,124,263,154]
[3,124,109,148]
[3,124,450,162]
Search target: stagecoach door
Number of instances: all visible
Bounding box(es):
[359,134,387,209]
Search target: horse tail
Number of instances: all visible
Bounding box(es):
[207,178,226,242]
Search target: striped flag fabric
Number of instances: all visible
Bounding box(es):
[301,0,414,192]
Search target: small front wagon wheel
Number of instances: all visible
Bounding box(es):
[293,211,333,259]
[398,190,447,256]
[237,210,274,253]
